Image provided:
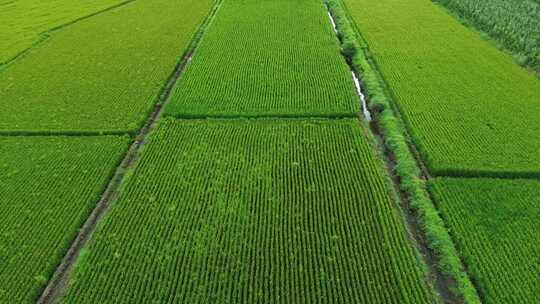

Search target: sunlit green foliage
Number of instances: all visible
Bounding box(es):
[165,0,358,118]
[62,119,436,303]
[342,0,540,178]
[0,135,128,303]
[429,178,540,304]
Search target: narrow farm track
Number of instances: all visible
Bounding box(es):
[35,1,225,303]
[0,1,220,303]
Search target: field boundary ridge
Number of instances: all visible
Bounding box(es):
[326,0,482,303]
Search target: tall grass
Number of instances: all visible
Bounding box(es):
[435,0,540,75]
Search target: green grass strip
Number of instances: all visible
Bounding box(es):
[327,0,481,302]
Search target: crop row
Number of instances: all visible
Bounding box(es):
[61,119,436,303]
[0,0,125,65]
[0,135,129,303]
[435,0,540,74]
[165,0,359,118]
[0,0,215,133]
[429,178,540,304]
[342,0,540,177]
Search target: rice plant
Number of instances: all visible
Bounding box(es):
[435,0,540,74]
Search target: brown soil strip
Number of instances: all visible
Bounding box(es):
[36,1,223,303]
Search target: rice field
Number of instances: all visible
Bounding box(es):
[0,0,214,133]
[429,178,540,303]
[0,0,125,64]
[165,0,359,118]
[60,119,437,303]
[342,0,540,178]
[0,136,128,302]
[1,0,538,302]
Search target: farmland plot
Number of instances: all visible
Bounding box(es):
[0,0,125,64]
[429,178,540,304]
[165,0,358,118]
[61,119,436,303]
[342,0,540,177]
[0,135,129,303]
[0,0,214,133]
